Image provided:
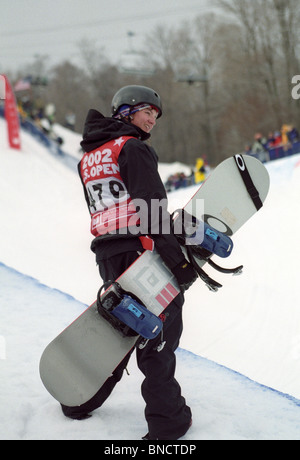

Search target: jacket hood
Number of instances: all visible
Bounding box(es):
[80,109,150,152]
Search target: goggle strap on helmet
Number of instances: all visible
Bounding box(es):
[114,103,158,119]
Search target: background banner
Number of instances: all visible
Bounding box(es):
[3,74,21,150]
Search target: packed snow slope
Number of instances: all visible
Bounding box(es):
[1,261,300,440]
[1,119,300,436]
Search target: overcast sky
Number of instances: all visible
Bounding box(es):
[0,0,215,73]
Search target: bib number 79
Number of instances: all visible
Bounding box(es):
[86,178,127,212]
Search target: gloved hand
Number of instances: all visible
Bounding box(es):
[172,260,198,292]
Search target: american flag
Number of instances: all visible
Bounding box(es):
[14,78,31,92]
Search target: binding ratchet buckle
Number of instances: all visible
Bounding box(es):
[97,282,163,339]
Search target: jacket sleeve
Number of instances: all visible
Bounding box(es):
[118,138,185,270]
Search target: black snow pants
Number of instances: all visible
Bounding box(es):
[61,251,191,439]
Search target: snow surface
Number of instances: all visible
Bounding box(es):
[1,118,300,440]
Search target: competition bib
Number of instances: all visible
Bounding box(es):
[80,136,140,236]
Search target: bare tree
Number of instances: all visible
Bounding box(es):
[45,61,94,132]
[272,0,300,120]
[214,0,300,126]
[19,3,299,166]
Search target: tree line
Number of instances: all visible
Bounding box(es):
[10,0,300,166]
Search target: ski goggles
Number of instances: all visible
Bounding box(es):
[114,103,159,119]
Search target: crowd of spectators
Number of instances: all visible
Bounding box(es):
[164,171,195,192]
[164,158,209,192]
[14,75,76,147]
[17,96,64,146]
[244,124,299,162]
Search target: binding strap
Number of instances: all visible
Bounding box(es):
[234,154,263,211]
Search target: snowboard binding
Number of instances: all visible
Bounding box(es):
[173,209,243,291]
[97,282,163,339]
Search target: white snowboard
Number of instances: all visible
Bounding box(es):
[40,155,270,406]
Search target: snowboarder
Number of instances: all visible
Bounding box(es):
[62,85,197,440]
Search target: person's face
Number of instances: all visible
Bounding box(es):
[130,107,158,133]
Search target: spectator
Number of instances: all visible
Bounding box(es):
[65,111,76,131]
[194,158,206,184]
[288,125,299,143]
[251,133,269,162]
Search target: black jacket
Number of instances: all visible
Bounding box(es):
[79,109,185,271]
